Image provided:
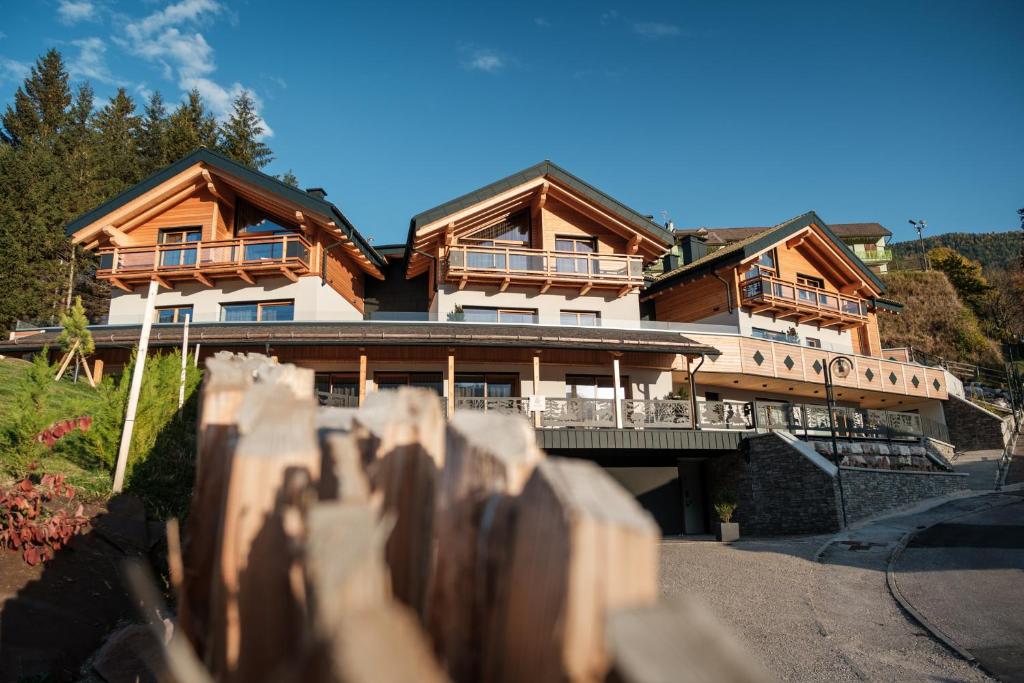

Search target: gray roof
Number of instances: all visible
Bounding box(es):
[675,222,892,244]
[0,321,716,357]
[65,147,386,270]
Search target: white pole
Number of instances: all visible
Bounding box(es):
[178,313,191,409]
[112,279,159,493]
[612,356,623,429]
[193,342,201,368]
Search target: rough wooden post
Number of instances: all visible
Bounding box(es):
[490,458,660,683]
[428,411,544,682]
[349,388,445,619]
[92,358,104,383]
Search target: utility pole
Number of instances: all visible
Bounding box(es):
[909,219,928,271]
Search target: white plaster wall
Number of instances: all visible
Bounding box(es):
[433,283,641,324]
[107,275,362,324]
[737,310,855,354]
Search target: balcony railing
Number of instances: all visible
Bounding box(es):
[446,244,644,288]
[851,246,894,264]
[96,235,312,279]
[740,274,868,326]
[454,396,530,415]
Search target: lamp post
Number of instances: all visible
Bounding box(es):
[908,219,928,271]
[824,355,852,527]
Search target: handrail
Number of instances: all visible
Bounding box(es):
[97,234,313,274]
[740,274,868,320]
[446,244,645,282]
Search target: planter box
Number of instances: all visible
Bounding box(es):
[716,522,740,543]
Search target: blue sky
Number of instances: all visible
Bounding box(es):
[1,0,1022,245]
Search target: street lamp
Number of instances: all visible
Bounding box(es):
[908,219,928,271]
[824,355,852,527]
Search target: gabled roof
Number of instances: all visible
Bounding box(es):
[65,147,385,270]
[647,211,887,296]
[674,222,892,244]
[403,160,673,264]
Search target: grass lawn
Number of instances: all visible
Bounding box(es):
[0,356,113,501]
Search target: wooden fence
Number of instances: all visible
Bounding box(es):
[149,352,766,683]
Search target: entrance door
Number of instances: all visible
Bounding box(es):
[678,461,707,534]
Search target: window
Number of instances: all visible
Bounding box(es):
[463,211,531,245]
[159,227,201,267]
[555,236,596,275]
[220,300,295,322]
[374,372,443,395]
[235,199,299,236]
[744,249,777,280]
[314,373,359,406]
[454,374,518,398]
[805,338,822,348]
[752,327,798,343]
[565,374,630,399]
[460,306,538,324]
[560,310,600,327]
[155,305,193,324]
[796,274,824,289]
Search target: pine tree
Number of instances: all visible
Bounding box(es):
[218,90,273,169]
[166,88,219,160]
[93,88,142,199]
[1,49,72,146]
[279,169,298,187]
[57,296,95,356]
[138,91,171,174]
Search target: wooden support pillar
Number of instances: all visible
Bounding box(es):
[533,352,542,428]
[447,351,456,417]
[92,358,104,383]
[358,350,367,406]
[612,354,623,429]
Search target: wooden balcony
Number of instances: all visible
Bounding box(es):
[96,235,313,290]
[740,274,868,329]
[445,244,645,295]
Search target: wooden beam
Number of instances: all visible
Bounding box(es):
[458,275,468,291]
[540,279,552,294]
[153,275,172,290]
[236,269,255,285]
[580,282,593,296]
[617,284,632,299]
[627,234,641,255]
[444,222,455,246]
[194,272,213,287]
[447,352,456,417]
[499,277,511,292]
[113,182,203,235]
[358,351,367,406]
[109,277,132,293]
[101,225,132,247]
[280,267,299,283]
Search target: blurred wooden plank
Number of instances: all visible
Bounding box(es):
[429,411,544,682]
[349,388,445,618]
[606,599,770,683]
[491,458,660,683]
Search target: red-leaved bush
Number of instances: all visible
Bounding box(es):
[0,474,91,566]
[35,416,93,448]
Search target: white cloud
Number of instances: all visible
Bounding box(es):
[0,57,30,84]
[534,17,550,28]
[600,9,619,25]
[69,37,125,85]
[461,46,505,73]
[58,0,97,25]
[117,0,270,134]
[632,22,681,38]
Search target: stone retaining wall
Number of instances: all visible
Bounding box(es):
[943,395,1011,451]
[839,467,968,524]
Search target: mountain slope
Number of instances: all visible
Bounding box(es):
[891,231,1020,271]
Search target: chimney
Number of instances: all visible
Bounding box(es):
[662,252,681,272]
[305,187,328,200]
[679,234,708,265]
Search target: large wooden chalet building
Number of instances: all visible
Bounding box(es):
[2,148,969,534]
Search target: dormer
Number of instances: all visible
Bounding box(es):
[404,161,672,300]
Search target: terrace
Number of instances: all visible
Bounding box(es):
[740,274,869,329]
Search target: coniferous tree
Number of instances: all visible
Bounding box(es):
[138,91,172,175]
[166,88,219,159]
[93,88,142,199]
[279,169,298,187]
[1,49,71,146]
[219,90,272,169]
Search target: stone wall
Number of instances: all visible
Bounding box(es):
[943,395,1011,451]
[839,467,969,524]
[736,433,843,536]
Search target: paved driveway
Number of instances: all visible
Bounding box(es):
[893,492,1024,682]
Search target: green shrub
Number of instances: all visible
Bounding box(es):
[1,351,57,469]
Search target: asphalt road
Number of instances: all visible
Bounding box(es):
[894,492,1024,682]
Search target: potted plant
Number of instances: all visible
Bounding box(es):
[714,494,739,543]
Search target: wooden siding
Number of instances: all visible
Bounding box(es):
[124,189,219,243]
[775,243,842,294]
[323,245,365,313]
[538,198,628,254]
[652,274,731,323]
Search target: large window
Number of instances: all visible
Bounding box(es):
[460,306,538,324]
[315,373,359,406]
[454,374,518,398]
[744,249,777,280]
[560,310,600,327]
[565,374,630,399]
[159,227,201,267]
[374,372,443,395]
[554,236,596,274]
[752,327,798,343]
[155,305,193,324]
[235,199,299,236]
[220,300,295,322]
[463,211,531,245]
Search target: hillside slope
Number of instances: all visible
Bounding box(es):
[878,270,1003,368]
[891,231,1020,271]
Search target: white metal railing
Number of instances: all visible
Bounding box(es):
[453,396,530,416]
[622,399,694,429]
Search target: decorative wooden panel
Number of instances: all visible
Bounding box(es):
[540,199,628,255]
[772,343,807,382]
[324,246,365,313]
[125,189,218,243]
[878,360,907,394]
[652,275,731,323]
[738,337,777,378]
